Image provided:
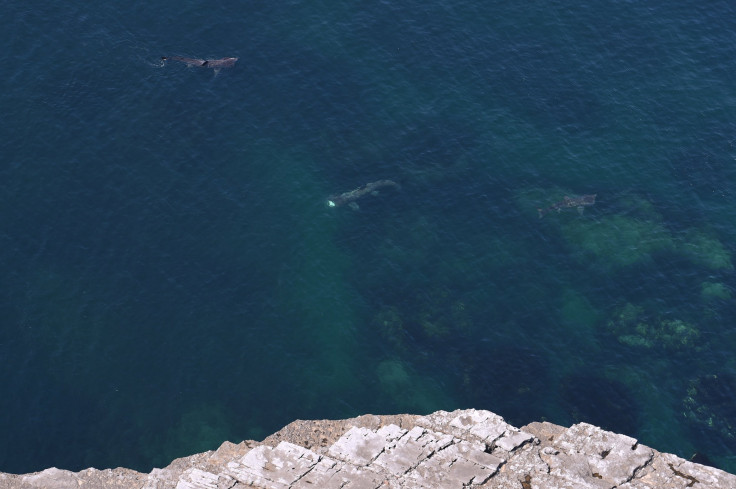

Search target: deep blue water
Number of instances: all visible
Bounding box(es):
[2,0,736,475]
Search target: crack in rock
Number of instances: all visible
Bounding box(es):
[9,409,736,489]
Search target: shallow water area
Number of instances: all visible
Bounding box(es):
[1,0,736,475]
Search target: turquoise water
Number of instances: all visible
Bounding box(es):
[2,0,736,474]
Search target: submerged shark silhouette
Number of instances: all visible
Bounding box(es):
[538,194,596,218]
[161,56,238,73]
[327,180,401,208]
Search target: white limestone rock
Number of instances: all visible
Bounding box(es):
[226,441,320,488]
[551,422,654,486]
[2,409,736,489]
[373,426,454,475]
[328,425,405,466]
[21,468,78,489]
[495,430,535,452]
[174,468,225,489]
[619,451,736,489]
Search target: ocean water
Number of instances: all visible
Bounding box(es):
[2,0,736,475]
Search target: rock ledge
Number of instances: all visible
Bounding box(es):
[1,409,734,489]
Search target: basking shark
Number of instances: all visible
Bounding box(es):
[538,194,596,218]
[327,180,400,208]
[161,56,238,73]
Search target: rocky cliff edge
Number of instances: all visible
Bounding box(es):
[1,409,734,489]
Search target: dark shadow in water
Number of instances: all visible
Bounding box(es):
[486,39,606,135]
[668,147,736,205]
[666,120,736,210]
[458,343,553,427]
[683,372,736,452]
[560,373,641,438]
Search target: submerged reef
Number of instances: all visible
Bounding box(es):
[700,281,732,302]
[606,303,700,352]
[372,286,473,350]
[372,306,405,351]
[679,230,734,271]
[524,191,736,274]
[683,373,736,450]
[562,215,675,269]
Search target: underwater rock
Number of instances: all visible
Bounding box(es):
[414,288,472,341]
[606,303,701,352]
[655,319,700,349]
[373,306,406,350]
[700,281,732,302]
[373,286,473,348]
[683,373,736,449]
[679,230,733,271]
[619,319,699,351]
[562,214,675,270]
[545,192,731,275]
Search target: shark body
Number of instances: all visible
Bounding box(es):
[327,180,400,208]
[538,194,596,218]
[161,56,238,72]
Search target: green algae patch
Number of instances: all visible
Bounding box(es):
[700,281,732,302]
[618,334,654,349]
[372,285,473,349]
[562,215,675,270]
[653,319,700,350]
[606,302,700,352]
[553,191,732,273]
[679,230,733,271]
